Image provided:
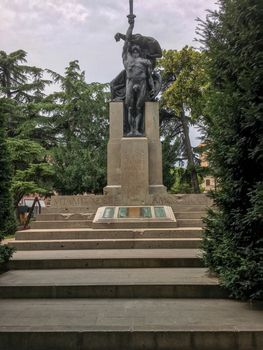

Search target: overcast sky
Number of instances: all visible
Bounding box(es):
[0,0,218,81]
[0,0,218,145]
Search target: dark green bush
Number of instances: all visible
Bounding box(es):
[199,0,263,300]
[0,232,14,264]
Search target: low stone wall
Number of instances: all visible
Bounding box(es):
[50,194,213,211]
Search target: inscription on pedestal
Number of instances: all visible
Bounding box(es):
[93,206,177,229]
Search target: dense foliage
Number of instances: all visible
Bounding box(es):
[199,0,263,300]
[0,99,16,234]
[161,137,179,190]
[0,51,109,200]
[8,138,54,206]
[159,47,208,192]
[0,49,51,139]
[0,100,16,264]
[45,61,109,194]
[0,50,55,206]
[0,232,15,265]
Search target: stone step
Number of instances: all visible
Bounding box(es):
[177,219,204,227]
[15,227,203,240]
[31,220,93,229]
[41,206,96,214]
[175,211,206,219]
[168,194,213,205]
[9,238,201,250]
[6,249,203,269]
[0,298,262,350]
[0,268,227,299]
[36,213,95,221]
[171,204,209,214]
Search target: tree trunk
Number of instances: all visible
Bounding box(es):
[3,69,12,98]
[180,108,200,193]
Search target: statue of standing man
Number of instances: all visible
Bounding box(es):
[111,0,162,137]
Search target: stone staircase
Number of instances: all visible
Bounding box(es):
[0,202,262,350]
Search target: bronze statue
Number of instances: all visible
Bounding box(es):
[111,0,162,136]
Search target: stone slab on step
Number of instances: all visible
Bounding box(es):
[0,299,262,350]
[36,213,95,221]
[177,219,204,227]
[15,227,203,240]
[175,212,206,219]
[30,221,93,229]
[92,206,177,229]
[9,238,201,250]
[41,207,97,214]
[172,205,210,212]
[7,249,203,269]
[0,268,227,298]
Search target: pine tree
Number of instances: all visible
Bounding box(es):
[0,50,55,206]
[46,61,109,194]
[0,50,51,138]
[198,0,263,299]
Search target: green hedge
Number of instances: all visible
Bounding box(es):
[199,0,263,300]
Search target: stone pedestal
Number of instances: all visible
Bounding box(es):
[104,102,166,204]
[145,102,166,195]
[121,137,149,204]
[104,103,123,197]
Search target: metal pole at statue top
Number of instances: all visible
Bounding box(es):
[128,0,136,21]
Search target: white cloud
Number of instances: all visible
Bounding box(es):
[0,0,90,27]
[30,0,90,23]
[0,5,17,30]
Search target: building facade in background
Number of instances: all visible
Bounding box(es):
[198,144,216,192]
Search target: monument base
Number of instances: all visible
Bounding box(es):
[103,185,121,197]
[104,102,167,205]
[50,194,213,213]
[149,185,167,195]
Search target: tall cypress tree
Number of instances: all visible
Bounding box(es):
[0,98,16,267]
[198,0,263,299]
[0,98,16,235]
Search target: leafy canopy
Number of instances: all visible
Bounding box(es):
[159,47,208,193]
